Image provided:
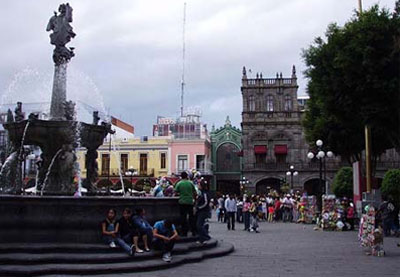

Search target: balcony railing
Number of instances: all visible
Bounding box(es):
[100,168,155,177]
[246,161,349,172]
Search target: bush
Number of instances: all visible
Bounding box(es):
[381,169,400,204]
[332,167,353,198]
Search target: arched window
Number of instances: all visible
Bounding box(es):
[284,95,292,111]
[248,95,255,111]
[216,143,241,172]
[266,95,274,112]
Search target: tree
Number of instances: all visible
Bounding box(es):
[381,169,400,204]
[302,3,400,164]
[332,167,353,198]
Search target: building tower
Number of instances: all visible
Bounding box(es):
[240,66,308,193]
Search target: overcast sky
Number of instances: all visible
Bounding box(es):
[0,0,396,135]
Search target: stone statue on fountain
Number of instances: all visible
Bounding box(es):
[14,102,25,122]
[46,3,75,65]
[47,3,75,121]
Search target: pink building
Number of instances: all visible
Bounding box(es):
[169,139,211,176]
[153,111,211,176]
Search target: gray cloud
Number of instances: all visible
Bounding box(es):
[0,0,395,135]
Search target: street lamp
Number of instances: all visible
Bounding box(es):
[286,165,298,192]
[125,166,136,193]
[307,140,334,195]
[239,176,249,195]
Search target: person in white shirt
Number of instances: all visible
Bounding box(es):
[225,194,237,230]
[282,194,293,222]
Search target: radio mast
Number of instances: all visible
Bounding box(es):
[180,2,186,117]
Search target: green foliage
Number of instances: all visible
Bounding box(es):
[381,169,400,204]
[332,167,353,198]
[302,4,400,162]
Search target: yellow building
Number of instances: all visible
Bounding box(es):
[77,136,170,185]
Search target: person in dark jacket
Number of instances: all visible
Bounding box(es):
[118,208,148,253]
[195,180,211,244]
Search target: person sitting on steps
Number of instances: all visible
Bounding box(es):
[118,207,146,254]
[101,209,134,256]
[153,219,178,263]
[132,207,152,252]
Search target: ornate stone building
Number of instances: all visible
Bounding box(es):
[240,66,345,195]
[210,117,242,195]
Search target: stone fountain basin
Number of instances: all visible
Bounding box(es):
[3,119,109,150]
[0,195,180,243]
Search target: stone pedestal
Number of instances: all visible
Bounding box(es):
[50,63,67,120]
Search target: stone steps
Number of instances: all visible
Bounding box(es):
[0,239,218,265]
[0,236,197,254]
[0,240,234,276]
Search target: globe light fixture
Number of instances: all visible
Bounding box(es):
[287,165,298,191]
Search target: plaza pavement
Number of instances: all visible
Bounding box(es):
[48,215,400,277]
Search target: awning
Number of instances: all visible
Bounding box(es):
[274,144,288,155]
[254,145,267,154]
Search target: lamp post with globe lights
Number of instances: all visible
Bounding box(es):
[307,139,334,195]
[286,165,298,192]
[240,176,250,196]
[125,166,137,193]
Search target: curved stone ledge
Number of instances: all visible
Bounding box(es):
[0,195,180,243]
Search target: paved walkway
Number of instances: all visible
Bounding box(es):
[50,217,400,277]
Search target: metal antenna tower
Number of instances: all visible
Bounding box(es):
[180,2,186,117]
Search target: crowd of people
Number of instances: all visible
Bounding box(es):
[213,191,360,233]
[101,171,212,262]
[102,172,400,260]
[216,192,306,230]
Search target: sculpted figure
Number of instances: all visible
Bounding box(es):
[63,101,76,120]
[46,3,76,64]
[93,111,100,125]
[14,102,25,122]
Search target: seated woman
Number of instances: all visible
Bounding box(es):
[153,219,178,262]
[101,208,134,256]
[132,208,152,252]
[118,207,146,254]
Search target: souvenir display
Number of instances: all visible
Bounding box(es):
[319,195,348,231]
[358,205,385,256]
[298,195,317,224]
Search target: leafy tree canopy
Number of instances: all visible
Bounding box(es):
[381,169,400,204]
[332,167,353,199]
[302,3,400,163]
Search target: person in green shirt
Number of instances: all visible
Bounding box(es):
[174,171,197,236]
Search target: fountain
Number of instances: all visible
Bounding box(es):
[1,3,113,195]
[0,3,180,245]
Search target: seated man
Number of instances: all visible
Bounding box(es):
[132,208,152,251]
[118,208,146,253]
[101,208,134,256]
[153,219,178,262]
